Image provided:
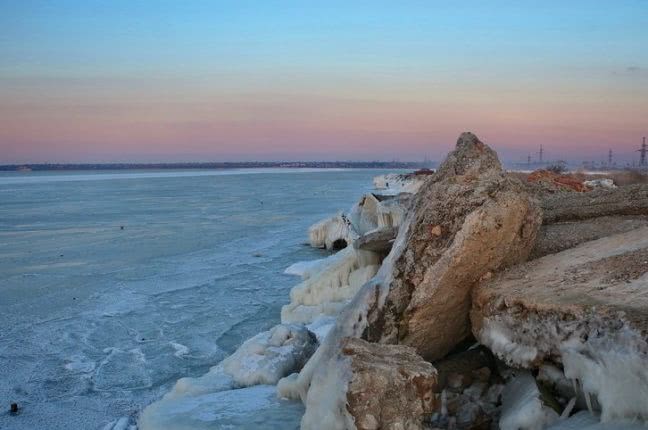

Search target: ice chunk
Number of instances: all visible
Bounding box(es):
[499,372,559,430]
[284,258,328,279]
[166,324,317,400]
[561,328,648,423]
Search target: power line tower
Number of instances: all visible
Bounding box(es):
[538,145,544,163]
[527,154,531,166]
[639,137,647,167]
[608,149,613,166]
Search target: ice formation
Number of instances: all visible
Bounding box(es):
[348,193,407,234]
[139,324,316,429]
[308,213,356,250]
[499,372,559,430]
[276,222,409,427]
[284,258,329,279]
[372,172,427,194]
[281,247,381,325]
[560,327,648,422]
[478,314,648,423]
[308,192,409,250]
[173,324,315,398]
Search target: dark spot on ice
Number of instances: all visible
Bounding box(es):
[10,403,18,414]
[120,226,124,230]
[332,239,348,250]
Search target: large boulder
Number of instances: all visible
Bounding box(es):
[278,132,542,429]
[471,227,648,422]
[364,132,542,360]
[294,337,438,430]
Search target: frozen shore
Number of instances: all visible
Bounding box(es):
[139,134,648,429]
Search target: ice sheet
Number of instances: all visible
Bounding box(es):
[0,168,391,429]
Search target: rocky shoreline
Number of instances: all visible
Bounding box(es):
[139,132,648,430]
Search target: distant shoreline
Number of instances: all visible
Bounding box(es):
[0,161,431,172]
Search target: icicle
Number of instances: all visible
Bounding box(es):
[585,390,594,415]
[560,397,577,419]
[441,389,448,417]
[571,378,579,396]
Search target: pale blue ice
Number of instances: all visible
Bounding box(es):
[0,168,393,429]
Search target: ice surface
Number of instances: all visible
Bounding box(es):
[0,168,390,429]
[138,385,304,430]
[548,411,647,430]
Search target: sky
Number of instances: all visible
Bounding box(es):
[1,1,647,164]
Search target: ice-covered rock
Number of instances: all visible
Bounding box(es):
[309,192,410,251]
[472,227,648,423]
[278,132,542,427]
[281,247,380,325]
[139,324,316,429]
[309,213,357,250]
[348,193,409,234]
[293,337,438,430]
[499,372,560,430]
[353,226,398,253]
[169,324,316,399]
[373,171,430,194]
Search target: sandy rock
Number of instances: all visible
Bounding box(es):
[530,215,648,259]
[364,132,542,360]
[341,338,439,430]
[471,227,648,422]
[539,183,648,224]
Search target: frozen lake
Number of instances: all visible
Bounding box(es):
[0,168,390,429]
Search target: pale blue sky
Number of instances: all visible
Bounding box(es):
[1,1,647,163]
